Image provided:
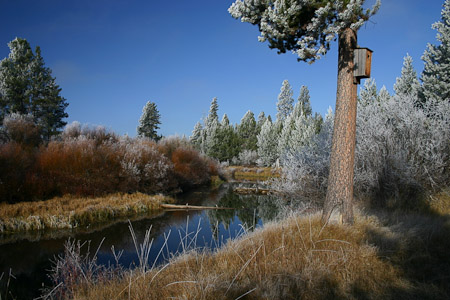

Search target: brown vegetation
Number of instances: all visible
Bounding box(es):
[0,193,174,233]
[47,191,450,300]
[226,166,279,182]
[0,129,218,203]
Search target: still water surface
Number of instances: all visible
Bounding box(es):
[0,183,280,299]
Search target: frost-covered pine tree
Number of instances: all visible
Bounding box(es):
[378,86,391,102]
[421,0,450,102]
[276,80,294,122]
[229,0,381,224]
[137,101,161,140]
[237,110,257,151]
[278,112,295,156]
[221,113,230,127]
[205,97,219,127]
[298,85,312,117]
[394,54,420,97]
[279,102,316,158]
[0,38,68,138]
[256,111,266,133]
[190,121,203,150]
[257,118,279,166]
[359,78,378,105]
[291,113,316,152]
[205,118,221,158]
[203,97,221,156]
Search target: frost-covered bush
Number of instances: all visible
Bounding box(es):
[0,125,219,202]
[62,122,117,145]
[238,150,259,166]
[157,135,191,158]
[274,89,450,208]
[355,93,450,206]
[272,108,334,200]
[61,121,82,140]
[2,113,42,146]
[119,137,175,193]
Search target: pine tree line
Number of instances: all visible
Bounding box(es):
[190,81,324,166]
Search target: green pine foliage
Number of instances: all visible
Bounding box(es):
[137,101,161,140]
[394,54,420,97]
[190,84,324,166]
[421,0,450,102]
[0,38,68,140]
[237,110,258,152]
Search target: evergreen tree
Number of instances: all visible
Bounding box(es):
[290,112,316,153]
[0,38,68,139]
[205,118,221,158]
[312,112,324,134]
[216,114,240,161]
[378,86,391,102]
[237,110,257,151]
[256,111,266,133]
[205,97,219,127]
[221,113,230,127]
[298,85,312,116]
[229,0,381,224]
[278,112,295,156]
[359,78,378,106]
[394,54,420,97]
[137,101,161,140]
[257,118,278,166]
[190,121,203,150]
[421,0,450,102]
[30,47,68,140]
[276,80,294,122]
[203,97,221,156]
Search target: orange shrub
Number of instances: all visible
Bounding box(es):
[171,148,212,189]
[0,142,37,202]
[0,133,220,203]
[37,139,123,197]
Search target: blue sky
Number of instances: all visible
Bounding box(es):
[0,0,445,137]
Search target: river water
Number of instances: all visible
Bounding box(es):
[0,183,280,299]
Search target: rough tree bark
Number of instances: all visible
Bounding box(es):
[322,27,358,225]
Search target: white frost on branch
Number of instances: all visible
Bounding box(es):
[229,0,380,62]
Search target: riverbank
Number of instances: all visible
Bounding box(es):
[0,192,175,233]
[48,191,450,300]
[224,166,280,182]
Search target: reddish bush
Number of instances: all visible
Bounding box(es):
[0,131,221,203]
[2,113,42,147]
[171,148,212,189]
[37,139,123,197]
[0,142,37,202]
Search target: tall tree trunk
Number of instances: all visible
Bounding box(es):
[322,27,358,225]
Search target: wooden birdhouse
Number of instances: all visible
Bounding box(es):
[354,47,373,84]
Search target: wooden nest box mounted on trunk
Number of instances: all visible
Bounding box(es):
[354,47,373,84]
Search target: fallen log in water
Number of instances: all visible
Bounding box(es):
[160,204,234,210]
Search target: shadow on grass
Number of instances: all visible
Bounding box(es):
[361,195,450,299]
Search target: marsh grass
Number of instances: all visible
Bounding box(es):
[228,166,279,182]
[0,269,16,300]
[42,191,450,299]
[0,193,174,233]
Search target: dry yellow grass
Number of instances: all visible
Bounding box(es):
[69,213,413,300]
[428,188,450,215]
[0,193,174,233]
[228,166,280,182]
